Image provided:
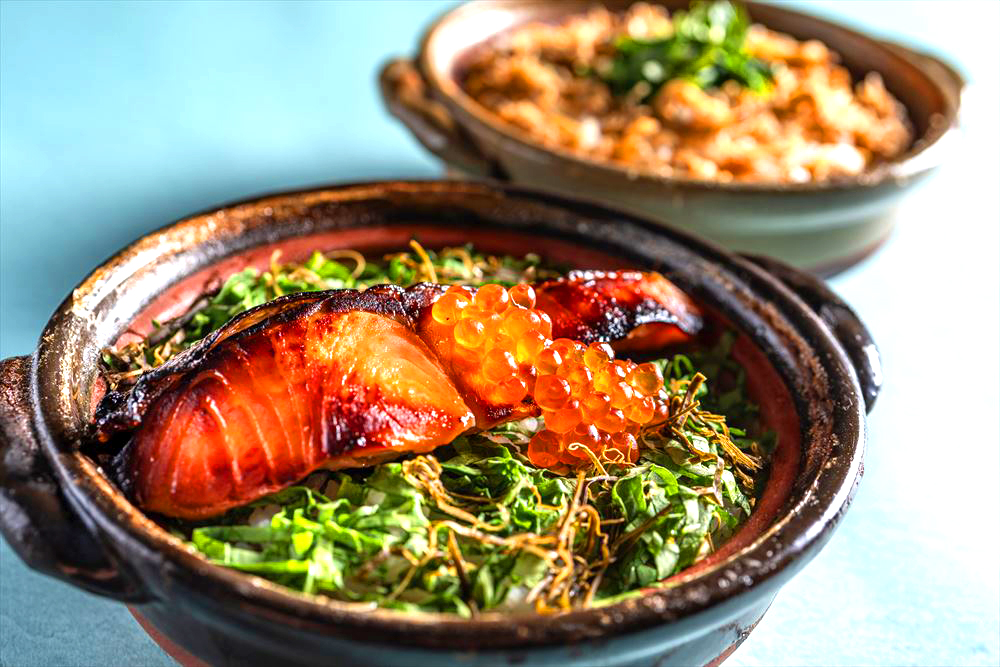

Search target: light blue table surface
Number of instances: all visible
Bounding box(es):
[1,1,997,665]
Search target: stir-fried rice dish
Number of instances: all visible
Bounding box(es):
[461,1,912,183]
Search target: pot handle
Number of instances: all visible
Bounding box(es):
[379,58,502,179]
[740,256,882,413]
[0,355,151,602]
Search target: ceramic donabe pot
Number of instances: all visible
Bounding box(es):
[381,0,963,274]
[0,181,878,667]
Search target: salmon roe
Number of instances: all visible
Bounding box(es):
[435,284,670,469]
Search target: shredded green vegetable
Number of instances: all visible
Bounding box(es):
[104,242,771,614]
[596,0,774,101]
[178,337,769,615]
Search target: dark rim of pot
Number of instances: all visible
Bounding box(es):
[417,0,962,194]
[26,180,865,649]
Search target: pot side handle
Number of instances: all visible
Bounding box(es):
[0,355,151,602]
[740,256,882,414]
[379,58,502,180]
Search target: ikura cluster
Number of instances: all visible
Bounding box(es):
[431,283,669,469]
[431,282,548,407]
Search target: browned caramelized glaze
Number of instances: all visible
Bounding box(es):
[97,272,700,518]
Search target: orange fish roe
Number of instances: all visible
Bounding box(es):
[508,283,537,309]
[431,286,472,325]
[435,283,669,469]
[454,318,486,349]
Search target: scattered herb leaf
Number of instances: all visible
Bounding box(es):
[597,1,774,100]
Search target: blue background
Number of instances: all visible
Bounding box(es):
[1,1,998,665]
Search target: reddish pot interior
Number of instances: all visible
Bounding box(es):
[108,227,800,591]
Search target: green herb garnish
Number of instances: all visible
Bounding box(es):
[597,1,773,100]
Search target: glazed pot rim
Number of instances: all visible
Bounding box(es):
[25,180,866,648]
[416,0,963,194]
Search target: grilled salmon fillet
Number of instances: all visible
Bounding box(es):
[536,270,702,350]
[96,272,700,518]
